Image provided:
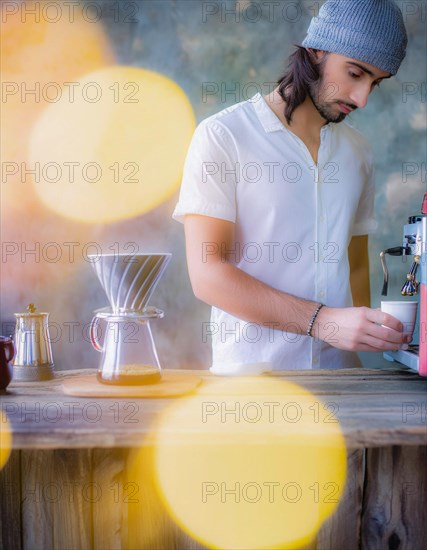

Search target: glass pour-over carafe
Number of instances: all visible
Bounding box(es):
[88,253,171,385]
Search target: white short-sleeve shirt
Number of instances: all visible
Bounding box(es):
[173,93,377,371]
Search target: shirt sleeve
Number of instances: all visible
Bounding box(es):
[172,119,238,224]
[351,152,378,236]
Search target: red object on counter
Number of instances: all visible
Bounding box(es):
[0,336,15,390]
[422,192,427,215]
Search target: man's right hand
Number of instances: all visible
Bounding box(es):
[314,306,410,352]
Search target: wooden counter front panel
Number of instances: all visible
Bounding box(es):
[2,445,426,550]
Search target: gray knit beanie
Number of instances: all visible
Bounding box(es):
[302,0,408,75]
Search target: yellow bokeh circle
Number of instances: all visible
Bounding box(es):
[29,66,195,223]
[0,414,12,471]
[1,1,114,215]
[134,377,347,550]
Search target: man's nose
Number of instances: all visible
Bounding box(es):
[349,86,371,109]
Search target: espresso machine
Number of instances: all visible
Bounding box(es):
[380,192,427,376]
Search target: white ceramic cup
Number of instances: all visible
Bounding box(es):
[380,301,418,337]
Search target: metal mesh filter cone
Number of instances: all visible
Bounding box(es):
[89,253,171,313]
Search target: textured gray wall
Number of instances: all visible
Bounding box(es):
[2,0,426,371]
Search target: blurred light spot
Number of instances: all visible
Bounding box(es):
[29,67,195,223]
[1,1,114,292]
[0,414,12,470]
[1,1,114,217]
[130,377,346,550]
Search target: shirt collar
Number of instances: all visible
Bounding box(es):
[250,92,331,135]
[250,93,285,133]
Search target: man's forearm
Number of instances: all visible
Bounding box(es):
[191,259,409,352]
[191,260,320,336]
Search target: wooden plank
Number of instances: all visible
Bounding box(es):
[21,450,54,550]
[5,419,427,450]
[7,368,422,398]
[92,448,128,550]
[361,445,427,549]
[8,367,418,383]
[4,420,427,450]
[91,447,196,550]
[0,450,21,550]
[125,446,207,550]
[51,449,92,550]
[126,445,177,550]
[21,449,92,550]
[316,448,364,550]
[2,370,426,450]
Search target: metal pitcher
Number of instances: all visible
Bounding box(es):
[13,304,54,381]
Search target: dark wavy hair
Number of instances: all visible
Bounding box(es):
[277,46,329,125]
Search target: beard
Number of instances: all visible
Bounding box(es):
[307,74,354,124]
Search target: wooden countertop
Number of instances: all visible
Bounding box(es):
[1,367,426,450]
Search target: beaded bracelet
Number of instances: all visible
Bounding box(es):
[307,303,324,337]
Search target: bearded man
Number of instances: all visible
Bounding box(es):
[173,0,411,373]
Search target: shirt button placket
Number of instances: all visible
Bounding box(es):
[315,134,329,369]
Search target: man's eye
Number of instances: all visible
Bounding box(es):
[349,72,360,79]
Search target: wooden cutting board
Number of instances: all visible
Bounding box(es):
[61,370,203,398]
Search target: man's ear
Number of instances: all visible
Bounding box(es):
[306,48,325,62]
[313,49,326,60]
